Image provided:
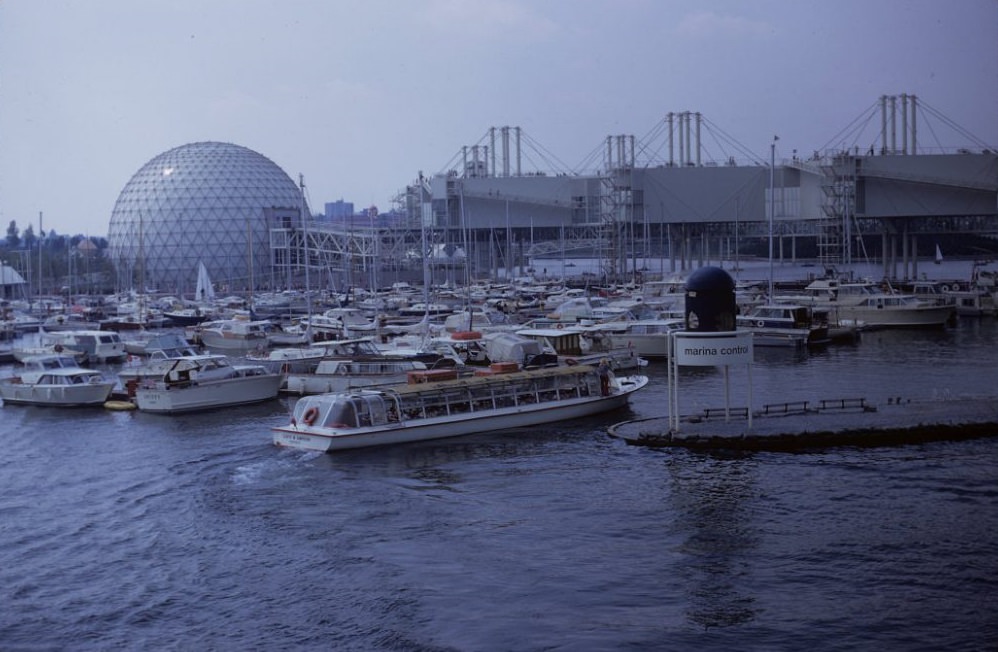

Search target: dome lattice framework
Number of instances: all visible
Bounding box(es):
[107,141,305,294]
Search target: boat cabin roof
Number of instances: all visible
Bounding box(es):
[22,355,82,370]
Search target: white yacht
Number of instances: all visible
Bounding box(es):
[196,319,275,352]
[133,355,282,414]
[0,355,115,407]
[779,278,954,329]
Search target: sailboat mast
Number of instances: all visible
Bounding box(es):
[247,217,254,313]
[38,211,43,298]
[419,175,431,312]
[300,174,312,320]
[769,137,777,299]
[138,213,146,319]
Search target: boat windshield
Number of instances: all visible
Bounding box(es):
[321,393,393,428]
[41,357,76,370]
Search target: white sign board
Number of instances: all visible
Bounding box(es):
[672,331,753,366]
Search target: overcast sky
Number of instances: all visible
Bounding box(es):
[2,0,996,238]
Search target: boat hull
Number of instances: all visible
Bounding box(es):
[284,373,413,396]
[833,305,954,329]
[199,334,270,352]
[273,375,649,452]
[0,381,115,407]
[606,334,671,359]
[163,311,211,327]
[135,374,283,414]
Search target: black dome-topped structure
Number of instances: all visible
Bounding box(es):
[684,266,737,332]
[107,141,306,293]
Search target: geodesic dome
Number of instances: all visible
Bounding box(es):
[107,141,307,294]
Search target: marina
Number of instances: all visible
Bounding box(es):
[0,310,995,650]
[1,262,997,650]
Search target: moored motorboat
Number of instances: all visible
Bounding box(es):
[0,355,115,407]
[778,278,955,329]
[737,304,830,348]
[196,319,276,352]
[273,363,649,452]
[42,329,128,363]
[133,355,283,413]
[515,327,646,370]
[41,313,101,331]
[284,358,440,395]
[122,332,200,358]
[12,343,88,364]
[600,318,685,359]
[163,306,214,327]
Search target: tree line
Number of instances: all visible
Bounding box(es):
[3,220,116,294]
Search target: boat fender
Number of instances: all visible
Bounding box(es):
[302,406,319,426]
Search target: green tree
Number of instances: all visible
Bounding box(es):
[5,220,18,248]
[21,224,35,249]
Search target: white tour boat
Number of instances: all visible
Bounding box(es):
[133,355,283,414]
[0,355,116,407]
[273,364,649,452]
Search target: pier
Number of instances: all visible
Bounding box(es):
[609,396,998,452]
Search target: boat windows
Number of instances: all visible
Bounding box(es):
[322,398,358,428]
[317,393,392,428]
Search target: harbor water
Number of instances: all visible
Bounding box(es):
[1,318,997,650]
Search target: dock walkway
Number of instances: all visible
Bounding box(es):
[609,396,998,452]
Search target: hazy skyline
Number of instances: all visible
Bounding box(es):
[2,0,996,238]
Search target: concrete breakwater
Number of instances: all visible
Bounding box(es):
[609,396,998,452]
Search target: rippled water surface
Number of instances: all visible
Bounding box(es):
[1,319,996,650]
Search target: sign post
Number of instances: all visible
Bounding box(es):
[668,330,754,432]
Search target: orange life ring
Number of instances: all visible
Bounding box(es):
[302,406,319,426]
